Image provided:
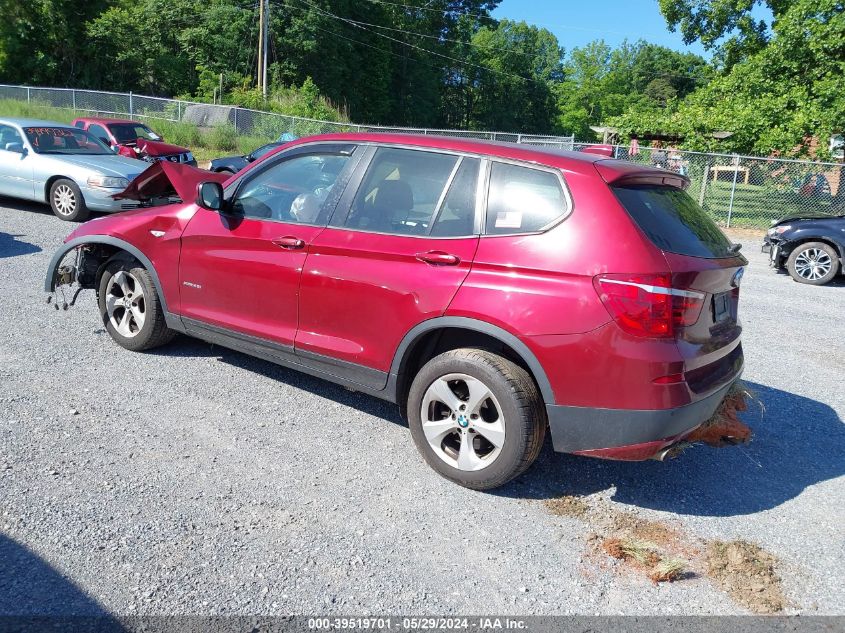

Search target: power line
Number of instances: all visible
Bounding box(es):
[278,0,542,84]
[282,0,709,85]
[291,3,549,60]
[304,20,487,87]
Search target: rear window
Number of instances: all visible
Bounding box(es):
[613,185,733,258]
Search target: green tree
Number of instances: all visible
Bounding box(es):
[657,0,794,68]
[615,0,845,156]
[463,19,563,133]
[554,40,710,139]
[0,0,110,86]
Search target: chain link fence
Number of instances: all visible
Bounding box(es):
[3,84,841,229]
[570,143,844,229]
[0,84,571,145]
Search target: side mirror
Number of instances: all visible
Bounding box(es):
[110,144,120,154]
[196,181,224,211]
[5,142,26,155]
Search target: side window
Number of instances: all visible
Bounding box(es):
[231,153,349,223]
[430,157,480,237]
[345,147,458,235]
[0,124,23,151]
[88,124,110,145]
[485,162,567,235]
[73,121,85,129]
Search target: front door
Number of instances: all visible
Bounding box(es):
[296,147,483,385]
[0,124,34,199]
[178,145,359,348]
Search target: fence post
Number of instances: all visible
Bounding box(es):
[177,100,181,122]
[129,92,133,116]
[72,89,76,111]
[699,162,710,207]
[233,107,238,133]
[726,155,740,228]
[27,86,31,103]
[517,134,522,144]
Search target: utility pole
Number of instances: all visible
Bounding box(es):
[257,0,264,93]
[261,0,269,99]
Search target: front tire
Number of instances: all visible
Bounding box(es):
[98,260,175,352]
[407,349,546,491]
[786,242,839,285]
[49,178,89,222]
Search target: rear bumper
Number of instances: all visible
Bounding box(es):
[546,379,736,458]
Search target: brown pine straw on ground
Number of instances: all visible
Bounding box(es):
[600,537,686,583]
[686,382,755,447]
[543,386,790,610]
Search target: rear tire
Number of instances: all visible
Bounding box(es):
[98,260,175,352]
[786,242,839,285]
[407,349,546,491]
[49,178,89,222]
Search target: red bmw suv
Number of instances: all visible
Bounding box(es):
[45,134,746,490]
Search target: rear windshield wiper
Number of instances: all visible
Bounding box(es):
[729,243,743,254]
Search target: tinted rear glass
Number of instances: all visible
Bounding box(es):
[613,185,733,258]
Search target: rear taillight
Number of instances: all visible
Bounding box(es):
[593,273,705,338]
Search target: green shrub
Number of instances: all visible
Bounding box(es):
[206,124,238,151]
[152,119,202,148]
[0,99,75,124]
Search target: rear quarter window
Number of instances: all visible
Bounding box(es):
[485,162,567,235]
[613,185,734,259]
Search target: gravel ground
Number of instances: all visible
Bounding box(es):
[1,200,843,617]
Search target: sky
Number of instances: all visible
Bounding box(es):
[492,0,773,59]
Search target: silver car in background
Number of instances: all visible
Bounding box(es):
[0,117,145,221]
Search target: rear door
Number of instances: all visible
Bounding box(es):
[295,146,482,387]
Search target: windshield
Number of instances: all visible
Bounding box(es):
[24,127,113,155]
[108,123,161,144]
[613,184,734,259]
[249,143,280,161]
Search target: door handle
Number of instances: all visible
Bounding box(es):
[415,251,460,266]
[272,236,306,250]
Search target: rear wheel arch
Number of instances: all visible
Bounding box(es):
[391,317,555,416]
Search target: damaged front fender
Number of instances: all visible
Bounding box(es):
[44,236,171,313]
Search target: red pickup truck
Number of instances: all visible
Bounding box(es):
[72,117,196,166]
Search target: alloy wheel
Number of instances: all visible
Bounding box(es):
[105,271,146,338]
[794,247,832,281]
[420,373,506,472]
[53,184,77,217]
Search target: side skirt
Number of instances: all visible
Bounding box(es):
[180,317,396,403]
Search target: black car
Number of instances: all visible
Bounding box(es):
[763,212,845,285]
[208,142,284,175]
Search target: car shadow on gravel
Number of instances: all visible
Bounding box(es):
[151,338,407,427]
[496,381,845,517]
[0,232,41,258]
[0,533,125,629]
